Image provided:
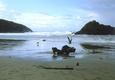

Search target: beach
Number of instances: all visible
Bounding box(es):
[0,54,115,80]
[0,34,115,80]
[0,0,115,79]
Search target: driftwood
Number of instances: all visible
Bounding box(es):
[40,66,74,70]
[52,45,76,56]
[34,65,74,70]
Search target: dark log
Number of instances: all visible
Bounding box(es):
[39,66,74,70]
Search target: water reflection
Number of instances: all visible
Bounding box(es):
[1,35,115,61]
[0,39,26,50]
[0,39,77,61]
[80,42,115,54]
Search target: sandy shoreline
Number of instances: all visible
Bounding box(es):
[0,54,115,80]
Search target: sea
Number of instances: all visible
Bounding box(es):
[0,32,115,61]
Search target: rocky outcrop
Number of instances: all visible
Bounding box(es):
[75,20,115,35]
[52,45,76,56]
[0,19,32,33]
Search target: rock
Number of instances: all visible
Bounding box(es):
[76,62,79,66]
[0,19,32,33]
[61,45,76,55]
[52,47,63,56]
[52,45,76,56]
[42,39,46,41]
[75,20,115,35]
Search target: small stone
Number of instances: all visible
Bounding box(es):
[76,62,79,66]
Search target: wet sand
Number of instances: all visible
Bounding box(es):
[0,54,115,80]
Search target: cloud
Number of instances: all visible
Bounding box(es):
[0,0,111,32]
[14,11,100,32]
[0,1,6,12]
[89,0,115,15]
[0,0,101,32]
[13,7,101,32]
[68,8,101,23]
[14,12,75,31]
[0,1,18,20]
[88,0,115,25]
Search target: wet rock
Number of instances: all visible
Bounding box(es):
[52,45,76,56]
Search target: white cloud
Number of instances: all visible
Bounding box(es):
[0,0,102,32]
[68,8,100,19]
[13,7,101,32]
[68,8,101,26]
[14,12,74,31]
[88,12,99,18]
[0,1,6,12]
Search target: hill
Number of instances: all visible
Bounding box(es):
[75,20,115,35]
[0,19,32,33]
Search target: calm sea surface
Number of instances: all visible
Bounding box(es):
[0,32,115,61]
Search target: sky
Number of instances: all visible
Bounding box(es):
[0,0,115,32]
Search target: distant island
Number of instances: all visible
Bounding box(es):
[75,20,115,35]
[0,19,32,33]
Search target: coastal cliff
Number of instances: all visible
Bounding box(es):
[0,19,32,33]
[75,20,115,35]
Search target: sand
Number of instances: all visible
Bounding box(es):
[0,54,115,80]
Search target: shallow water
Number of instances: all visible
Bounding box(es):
[0,33,115,61]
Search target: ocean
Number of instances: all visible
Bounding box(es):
[0,32,115,61]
